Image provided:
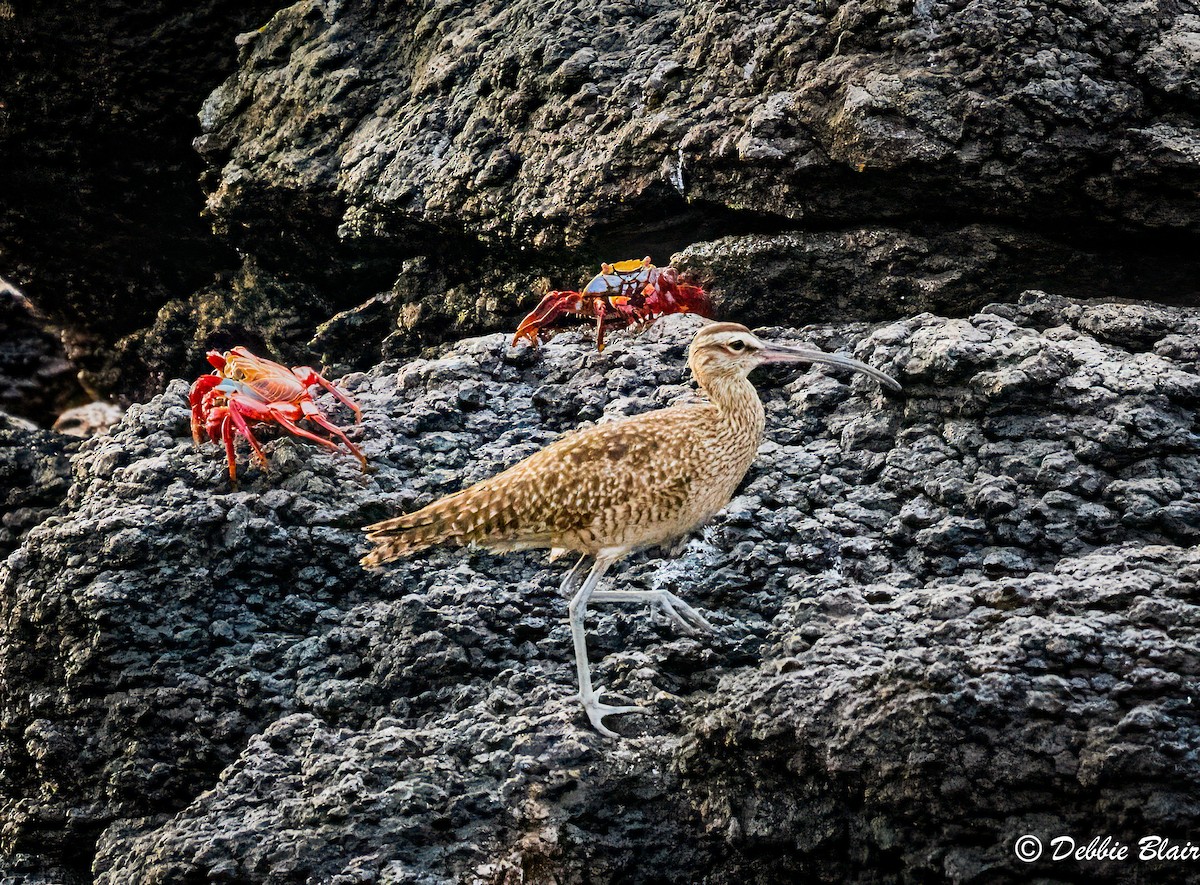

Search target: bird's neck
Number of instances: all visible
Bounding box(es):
[700,373,766,445]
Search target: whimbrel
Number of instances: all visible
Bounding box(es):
[362,323,902,736]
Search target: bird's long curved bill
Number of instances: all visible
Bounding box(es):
[760,342,903,392]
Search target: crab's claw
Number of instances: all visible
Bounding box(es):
[188,374,224,445]
[512,290,585,347]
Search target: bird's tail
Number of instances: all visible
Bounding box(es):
[361,483,513,569]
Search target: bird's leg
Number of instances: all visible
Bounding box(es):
[557,553,590,599]
[590,589,715,635]
[568,556,647,738]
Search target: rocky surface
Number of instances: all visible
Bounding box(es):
[4,2,1198,880]
[0,415,75,561]
[200,0,1200,245]
[8,0,1199,405]
[1,294,1197,882]
[176,0,1200,364]
[678,225,1200,325]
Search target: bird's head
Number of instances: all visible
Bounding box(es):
[687,322,902,391]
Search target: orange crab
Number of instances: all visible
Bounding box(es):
[512,256,710,351]
[188,346,368,485]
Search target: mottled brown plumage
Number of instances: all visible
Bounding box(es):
[363,322,901,735]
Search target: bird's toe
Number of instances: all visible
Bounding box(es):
[583,688,649,738]
[657,592,716,634]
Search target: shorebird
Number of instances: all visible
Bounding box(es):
[362,323,901,736]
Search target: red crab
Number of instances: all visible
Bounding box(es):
[512,256,710,351]
[188,346,368,485]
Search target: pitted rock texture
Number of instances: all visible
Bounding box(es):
[164,0,1200,388]
[9,0,1200,405]
[1,294,1197,882]
[686,542,1200,883]
[678,225,1200,325]
[200,0,1200,245]
[0,415,75,561]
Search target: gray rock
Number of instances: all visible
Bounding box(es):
[200,0,1200,245]
[172,0,1200,364]
[9,0,1200,409]
[675,226,1200,325]
[695,543,1200,882]
[0,414,76,560]
[1,294,1197,882]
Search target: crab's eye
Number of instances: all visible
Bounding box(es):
[727,339,747,352]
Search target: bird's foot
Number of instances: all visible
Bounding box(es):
[581,688,648,738]
[655,591,715,635]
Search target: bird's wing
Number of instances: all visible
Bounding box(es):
[362,405,706,565]
[504,406,702,538]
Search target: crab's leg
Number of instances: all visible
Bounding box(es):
[294,368,362,425]
[201,388,226,441]
[224,396,271,469]
[205,402,226,447]
[219,414,239,487]
[267,404,348,455]
[294,402,369,471]
[593,298,625,352]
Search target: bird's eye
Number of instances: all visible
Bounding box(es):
[727,339,747,352]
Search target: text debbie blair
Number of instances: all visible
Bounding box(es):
[1050,835,1199,862]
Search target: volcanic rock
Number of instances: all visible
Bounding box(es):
[1,294,1196,882]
